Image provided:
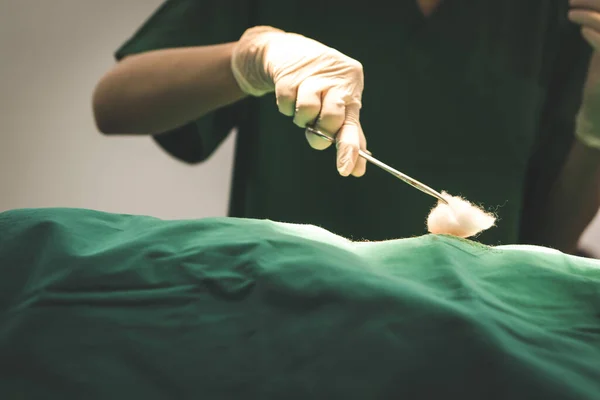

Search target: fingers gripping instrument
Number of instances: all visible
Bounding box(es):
[305,126,449,205]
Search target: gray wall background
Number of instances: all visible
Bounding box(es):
[1,1,598,255]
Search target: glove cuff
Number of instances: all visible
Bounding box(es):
[576,130,600,149]
[231,26,283,97]
[575,109,600,150]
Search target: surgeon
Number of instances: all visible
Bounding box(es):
[92,0,600,253]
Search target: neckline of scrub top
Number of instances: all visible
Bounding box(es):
[405,0,470,52]
[415,0,446,19]
[411,0,452,25]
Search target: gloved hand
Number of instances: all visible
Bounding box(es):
[569,1,600,149]
[231,26,367,177]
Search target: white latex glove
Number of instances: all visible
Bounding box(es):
[231,26,367,177]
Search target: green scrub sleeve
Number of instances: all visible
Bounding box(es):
[520,22,593,243]
[114,0,253,163]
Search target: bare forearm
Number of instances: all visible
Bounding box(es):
[92,42,247,134]
[532,140,600,253]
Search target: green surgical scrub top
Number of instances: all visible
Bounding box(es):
[114,0,592,245]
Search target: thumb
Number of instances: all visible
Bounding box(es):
[335,103,361,177]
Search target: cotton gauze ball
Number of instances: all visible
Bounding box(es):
[427,191,496,238]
